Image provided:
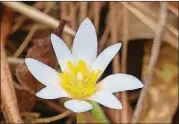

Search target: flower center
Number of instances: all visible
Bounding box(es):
[59,60,101,99]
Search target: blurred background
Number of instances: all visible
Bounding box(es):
[1,2,178,124]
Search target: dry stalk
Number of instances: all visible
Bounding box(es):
[2,2,76,36]
[1,6,15,45]
[79,2,88,23]
[132,2,168,123]
[123,2,178,50]
[98,23,110,53]
[7,57,24,65]
[69,2,77,30]
[131,2,178,39]
[11,2,45,33]
[93,2,101,33]
[34,110,71,123]
[13,2,55,57]
[120,4,130,123]
[109,2,122,123]
[88,2,95,20]
[21,112,40,118]
[1,43,23,123]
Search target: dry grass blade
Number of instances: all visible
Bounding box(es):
[7,57,24,65]
[131,2,178,39]
[123,2,178,50]
[13,2,55,57]
[109,2,121,123]
[2,2,76,36]
[132,2,168,123]
[79,2,88,23]
[120,4,130,123]
[34,111,71,123]
[93,2,101,33]
[1,6,15,45]
[11,2,45,33]
[98,21,110,53]
[69,2,77,30]
[1,43,23,123]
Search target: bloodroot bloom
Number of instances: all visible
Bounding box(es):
[25,18,143,113]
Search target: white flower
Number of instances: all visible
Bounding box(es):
[25,18,143,113]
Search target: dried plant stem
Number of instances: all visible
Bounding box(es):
[132,2,168,123]
[1,43,23,123]
[123,2,178,50]
[1,6,15,45]
[79,2,88,23]
[70,2,77,30]
[13,25,38,57]
[13,2,55,57]
[109,2,121,123]
[131,2,178,39]
[2,2,76,36]
[34,111,71,123]
[21,112,40,118]
[120,4,129,123]
[98,23,110,53]
[11,2,45,33]
[7,57,24,64]
[93,2,101,33]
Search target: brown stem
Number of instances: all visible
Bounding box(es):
[132,2,168,123]
[1,43,23,123]
[13,2,55,57]
[121,4,130,123]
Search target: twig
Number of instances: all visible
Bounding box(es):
[59,2,69,20]
[1,43,23,123]
[1,6,15,45]
[11,2,45,33]
[13,2,55,57]
[79,2,88,23]
[109,2,121,123]
[131,2,178,39]
[7,57,24,64]
[98,22,110,53]
[123,2,178,50]
[34,111,71,123]
[93,2,101,33]
[132,2,168,123]
[21,112,40,118]
[120,4,129,123]
[69,2,77,30]
[2,2,76,36]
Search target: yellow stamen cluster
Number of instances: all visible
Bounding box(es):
[59,60,101,99]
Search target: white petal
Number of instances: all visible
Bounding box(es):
[25,58,59,86]
[88,91,122,109]
[51,34,74,72]
[64,100,93,113]
[36,85,70,99]
[92,43,121,77]
[72,18,97,67]
[97,73,144,93]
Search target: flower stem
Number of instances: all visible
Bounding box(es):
[89,101,109,123]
